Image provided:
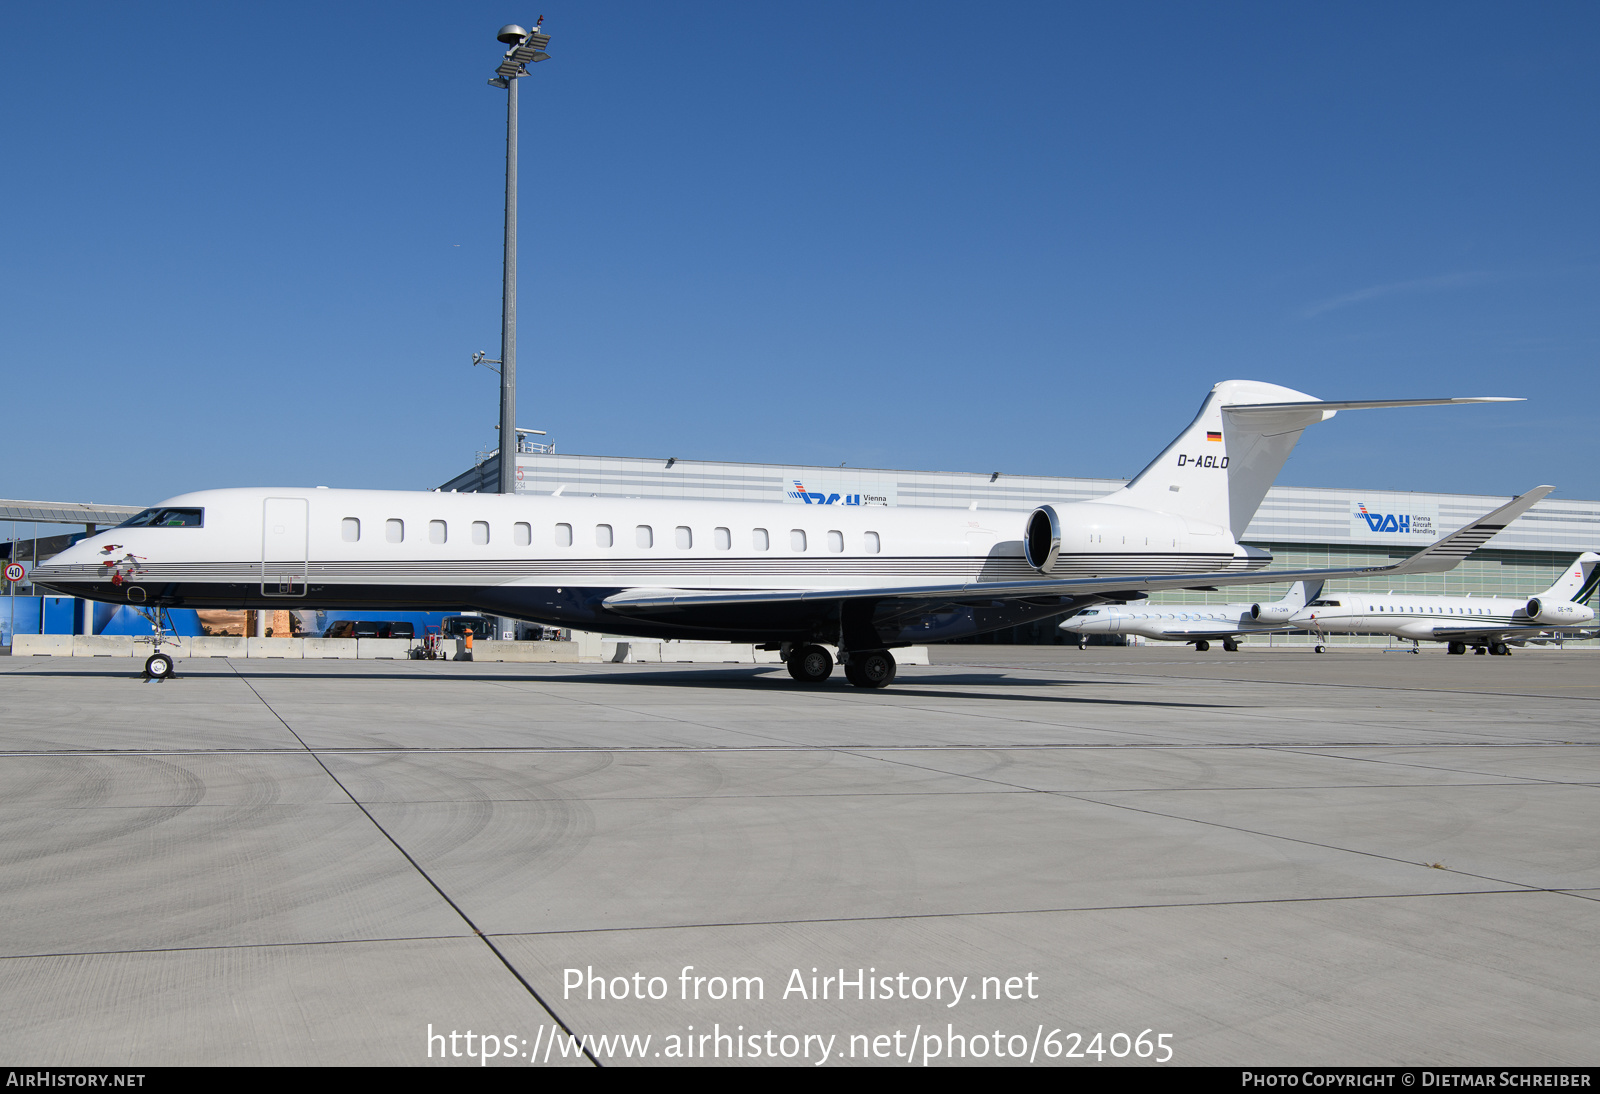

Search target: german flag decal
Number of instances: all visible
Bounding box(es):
[1206,431,1222,442]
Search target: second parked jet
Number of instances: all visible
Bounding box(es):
[1292,552,1599,655]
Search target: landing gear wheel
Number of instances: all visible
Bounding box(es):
[1314,645,1326,654]
[1491,642,1511,656]
[1077,641,1087,650]
[1194,640,1210,652]
[845,650,897,689]
[1447,641,1465,655]
[143,652,175,680]
[1222,638,1238,653]
[786,644,834,683]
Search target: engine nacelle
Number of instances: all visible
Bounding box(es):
[1251,603,1292,624]
[1025,506,1061,574]
[1524,598,1590,624]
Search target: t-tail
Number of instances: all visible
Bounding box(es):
[1281,579,1324,612]
[1541,551,1600,603]
[1089,380,1522,539]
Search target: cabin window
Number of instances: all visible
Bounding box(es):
[385,519,404,543]
[341,518,360,543]
[675,526,693,549]
[715,527,731,550]
[827,530,844,553]
[555,523,572,547]
[429,520,447,544]
[752,528,769,551]
[864,531,880,554]
[596,524,613,547]
[791,529,807,552]
[636,525,653,548]
[514,522,531,546]
[472,521,490,545]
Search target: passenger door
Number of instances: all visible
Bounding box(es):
[261,497,309,597]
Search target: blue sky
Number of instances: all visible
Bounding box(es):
[3,2,1596,506]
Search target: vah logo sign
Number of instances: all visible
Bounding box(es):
[784,480,894,506]
[1350,501,1438,539]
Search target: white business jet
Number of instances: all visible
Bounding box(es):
[1059,580,1324,652]
[1292,552,1598,656]
[32,380,1543,687]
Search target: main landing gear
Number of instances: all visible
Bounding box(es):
[785,644,834,683]
[844,650,897,689]
[1222,638,1238,653]
[783,644,898,689]
[1194,640,1211,652]
[1450,641,1511,656]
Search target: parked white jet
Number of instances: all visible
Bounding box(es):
[32,380,1541,687]
[1059,580,1324,652]
[1292,552,1599,656]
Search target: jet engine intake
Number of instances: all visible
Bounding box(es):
[1251,603,1292,624]
[1522,597,1576,624]
[1025,506,1061,574]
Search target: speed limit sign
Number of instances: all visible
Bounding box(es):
[4,563,24,583]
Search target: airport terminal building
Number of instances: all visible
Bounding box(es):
[443,449,1600,647]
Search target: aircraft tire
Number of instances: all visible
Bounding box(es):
[1222,638,1238,652]
[144,652,175,680]
[845,650,896,688]
[1447,642,1465,655]
[787,644,834,683]
[1492,642,1511,656]
[1314,645,1325,654]
[1194,640,1210,652]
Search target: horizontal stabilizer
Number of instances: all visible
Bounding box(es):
[1222,396,1521,417]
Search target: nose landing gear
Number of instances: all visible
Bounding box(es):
[133,605,180,682]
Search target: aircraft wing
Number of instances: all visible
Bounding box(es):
[1430,625,1593,641]
[1153,623,1296,639]
[605,486,1552,614]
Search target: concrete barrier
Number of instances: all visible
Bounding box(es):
[12,635,75,656]
[247,637,303,659]
[73,635,135,658]
[188,637,248,658]
[356,638,415,660]
[472,640,579,663]
[303,638,358,659]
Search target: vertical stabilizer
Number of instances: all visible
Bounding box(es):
[1091,380,1330,539]
[1542,551,1600,602]
[1280,580,1325,611]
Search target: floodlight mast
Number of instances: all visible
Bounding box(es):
[488,21,551,494]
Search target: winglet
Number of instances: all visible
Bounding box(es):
[1382,486,1553,576]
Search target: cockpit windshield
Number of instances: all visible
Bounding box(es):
[117,507,204,528]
